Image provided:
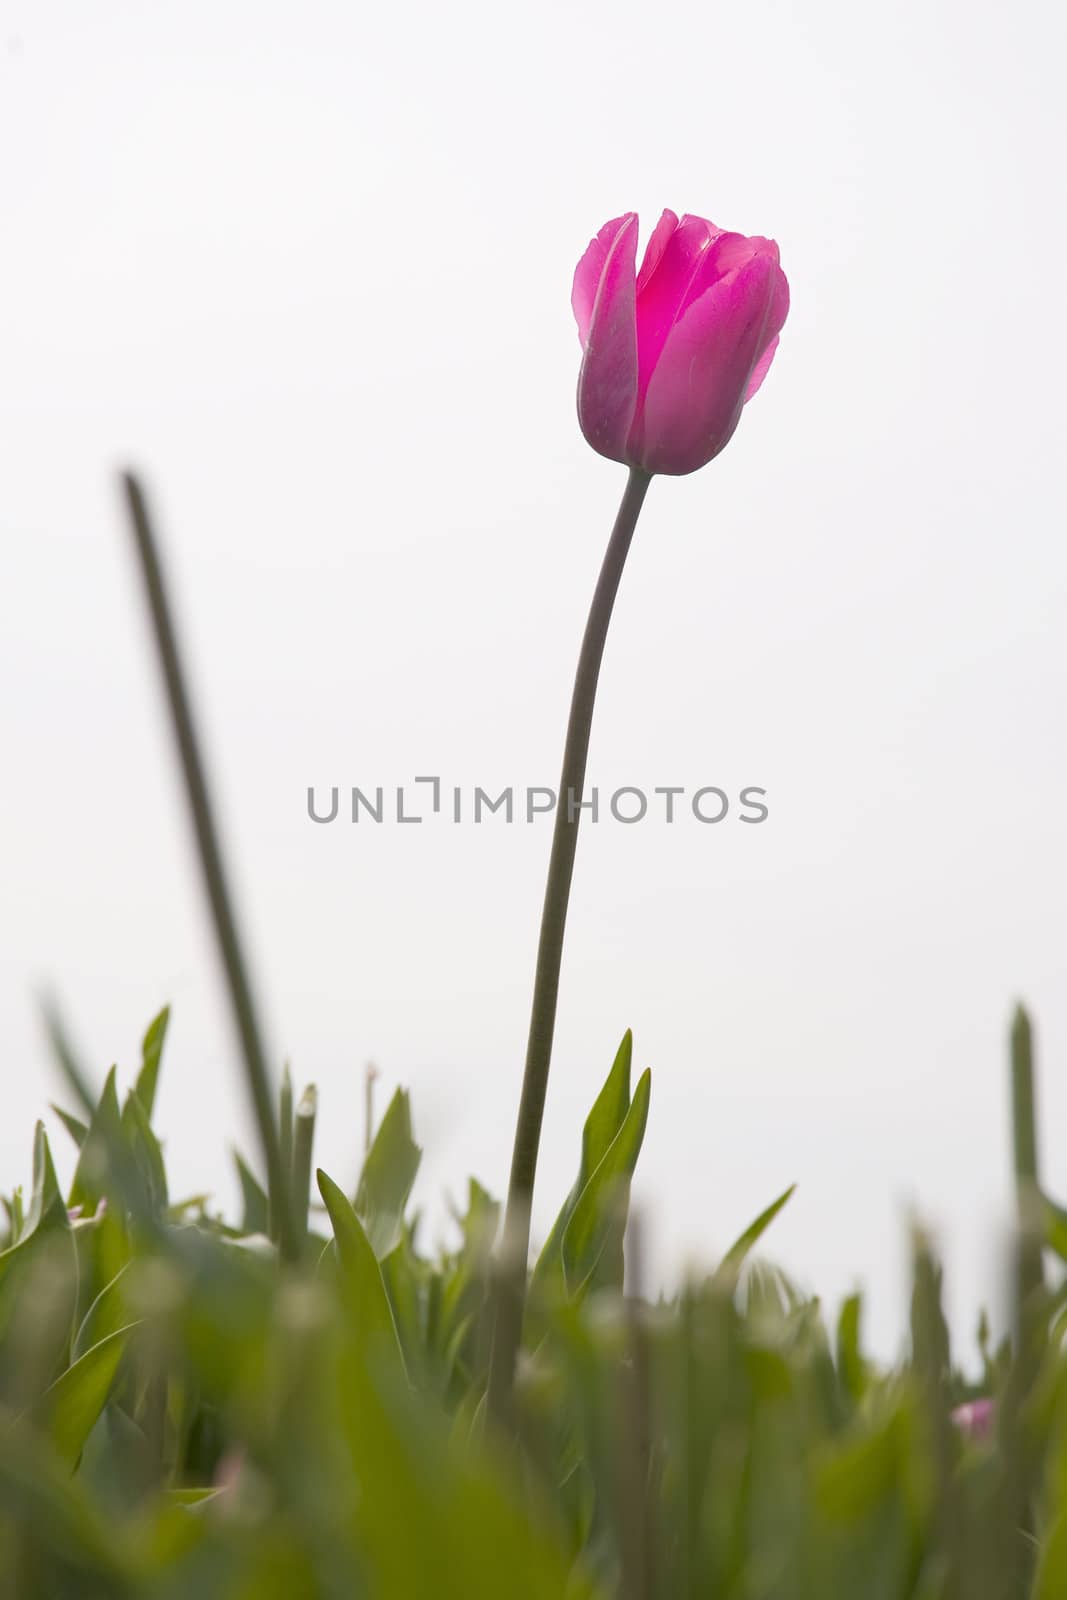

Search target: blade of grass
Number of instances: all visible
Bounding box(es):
[121,472,294,1262]
[39,994,97,1118]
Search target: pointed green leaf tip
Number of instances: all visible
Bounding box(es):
[580,1028,633,1190]
[135,1005,170,1123]
[40,993,97,1116]
[561,1065,652,1296]
[718,1183,797,1280]
[51,1103,90,1150]
[68,1067,122,1214]
[0,1123,70,1281]
[317,1168,407,1378]
[355,1087,421,1259]
[532,1031,634,1294]
[121,1087,169,1215]
[233,1150,269,1236]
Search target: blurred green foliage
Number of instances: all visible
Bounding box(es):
[1,1008,1065,1599]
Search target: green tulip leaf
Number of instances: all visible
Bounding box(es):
[51,1103,90,1151]
[560,1066,651,1296]
[32,1325,137,1468]
[355,1087,422,1258]
[234,1150,269,1237]
[135,1005,170,1124]
[717,1183,797,1280]
[68,1068,123,1215]
[317,1168,406,1378]
[533,1031,633,1295]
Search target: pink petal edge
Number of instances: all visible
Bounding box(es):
[576,214,640,461]
[572,213,636,347]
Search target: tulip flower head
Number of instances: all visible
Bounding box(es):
[950,1398,995,1442]
[572,210,789,476]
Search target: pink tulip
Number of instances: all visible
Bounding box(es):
[572,210,789,477]
[951,1398,995,1441]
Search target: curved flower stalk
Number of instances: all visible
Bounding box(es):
[487,210,789,1425]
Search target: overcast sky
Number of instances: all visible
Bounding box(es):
[2,0,1065,1364]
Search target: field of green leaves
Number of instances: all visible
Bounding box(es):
[3,479,1064,1598]
[3,1003,1067,1599]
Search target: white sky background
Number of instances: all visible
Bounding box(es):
[2,0,1065,1365]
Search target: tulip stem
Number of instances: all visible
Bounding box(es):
[488,465,652,1427]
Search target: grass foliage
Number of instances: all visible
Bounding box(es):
[2,1007,1066,1598]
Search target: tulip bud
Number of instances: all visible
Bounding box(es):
[572,210,788,476]
[950,1397,995,1440]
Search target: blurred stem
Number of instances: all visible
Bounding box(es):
[292,1086,318,1257]
[487,466,652,1427]
[271,1065,294,1244]
[620,1217,653,1600]
[364,1061,379,1158]
[910,1231,963,1597]
[1011,1005,1043,1307]
[122,473,296,1264]
[280,1065,294,1178]
[996,1004,1043,1585]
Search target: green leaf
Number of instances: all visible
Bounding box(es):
[73,1263,133,1361]
[31,1325,135,1467]
[21,1122,69,1240]
[1041,1189,1067,1262]
[457,1177,500,1260]
[317,1168,406,1377]
[234,1150,269,1236]
[0,1123,70,1287]
[332,1339,599,1600]
[533,1032,633,1293]
[0,1126,78,1409]
[579,1029,633,1189]
[0,1426,130,1580]
[381,1239,427,1383]
[40,993,97,1117]
[68,1067,123,1215]
[1035,1511,1067,1599]
[136,1006,170,1123]
[717,1183,797,1279]
[836,1292,868,1405]
[121,1089,169,1215]
[561,1066,651,1296]
[51,1103,90,1150]
[355,1087,422,1258]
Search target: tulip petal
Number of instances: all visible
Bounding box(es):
[572,213,635,347]
[575,213,640,462]
[635,209,680,294]
[634,215,721,402]
[675,231,777,316]
[745,334,779,402]
[744,264,789,401]
[635,252,777,475]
